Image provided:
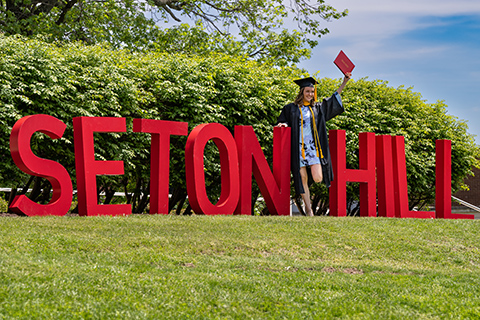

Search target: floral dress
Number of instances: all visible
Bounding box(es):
[299,105,320,167]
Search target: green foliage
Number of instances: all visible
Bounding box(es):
[0,196,7,212]
[149,23,312,67]
[1,215,480,318]
[0,0,161,50]
[0,0,347,65]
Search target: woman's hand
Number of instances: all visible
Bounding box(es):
[344,72,352,82]
[275,123,288,128]
[336,72,352,94]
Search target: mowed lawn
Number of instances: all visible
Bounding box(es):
[0,215,479,319]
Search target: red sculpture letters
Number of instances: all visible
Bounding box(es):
[73,117,131,216]
[10,114,73,216]
[9,115,473,219]
[185,123,240,215]
[435,140,473,219]
[133,119,188,214]
[329,130,376,217]
[235,126,291,216]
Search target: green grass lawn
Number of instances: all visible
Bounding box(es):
[1,215,479,319]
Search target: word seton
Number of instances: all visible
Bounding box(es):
[10,115,291,217]
[9,114,474,220]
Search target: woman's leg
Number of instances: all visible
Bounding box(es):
[299,167,314,216]
[310,164,323,183]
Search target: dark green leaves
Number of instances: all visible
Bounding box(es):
[1,0,347,66]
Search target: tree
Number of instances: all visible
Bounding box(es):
[151,23,314,66]
[0,0,347,65]
[0,0,161,48]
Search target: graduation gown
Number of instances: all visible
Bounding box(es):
[276,92,344,195]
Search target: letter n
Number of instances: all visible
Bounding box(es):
[9,115,73,216]
[329,130,376,217]
[234,126,291,215]
[73,117,131,216]
[435,140,473,219]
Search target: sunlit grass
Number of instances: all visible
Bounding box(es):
[0,215,479,319]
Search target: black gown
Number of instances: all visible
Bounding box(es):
[276,93,344,195]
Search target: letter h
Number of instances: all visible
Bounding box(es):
[329,130,376,217]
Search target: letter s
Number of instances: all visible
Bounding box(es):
[10,114,73,216]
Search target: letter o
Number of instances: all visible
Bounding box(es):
[185,123,240,215]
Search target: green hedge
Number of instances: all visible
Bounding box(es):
[0,35,296,213]
[0,35,477,214]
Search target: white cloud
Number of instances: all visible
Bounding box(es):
[323,0,480,42]
[302,0,480,142]
[333,0,480,16]
[313,1,480,67]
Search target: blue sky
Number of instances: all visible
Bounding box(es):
[297,0,480,144]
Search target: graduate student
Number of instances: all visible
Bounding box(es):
[276,73,351,216]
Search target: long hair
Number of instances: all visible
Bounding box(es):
[294,87,314,106]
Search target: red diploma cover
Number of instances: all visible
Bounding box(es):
[334,50,355,75]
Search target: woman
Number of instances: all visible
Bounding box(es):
[276,73,351,216]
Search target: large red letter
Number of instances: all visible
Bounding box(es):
[234,126,291,215]
[73,117,131,216]
[435,140,474,219]
[9,115,73,216]
[132,119,188,214]
[376,135,397,217]
[185,123,239,215]
[392,136,435,218]
[329,130,376,217]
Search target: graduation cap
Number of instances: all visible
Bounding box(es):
[293,77,318,88]
[294,76,318,101]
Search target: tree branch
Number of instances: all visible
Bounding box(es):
[204,1,242,13]
[188,3,226,35]
[162,3,181,21]
[151,0,182,21]
[31,0,62,15]
[56,0,78,25]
